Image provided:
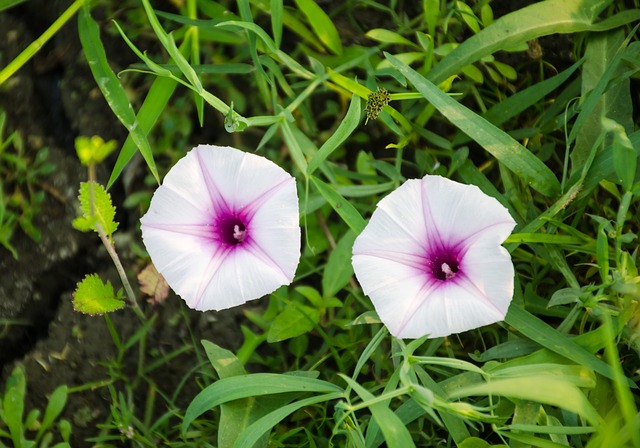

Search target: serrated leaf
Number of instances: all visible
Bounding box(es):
[137,264,169,304]
[73,274,125,315]
[73,182,118,236]
[75,136,117,166]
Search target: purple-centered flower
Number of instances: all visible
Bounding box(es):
[352,175,516,339]
[140,145,301,311]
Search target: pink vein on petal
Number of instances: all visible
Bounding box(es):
[196,148,231,213]
[142,222,214,240]
[453,219,515,252]
[420,183,446,252]
[394,277,440,336]
[377,207,425,248]
[244,240,289,282]
[240,177,293,221]
[191,246,230,309]
[454,273,505,316]
[353,249,427,272]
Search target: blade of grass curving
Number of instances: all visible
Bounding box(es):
[0,0,27,12]
[182,373,342,432]
[339,374,415,448]
[293,0,342,55]
[482,58,583,127]
[201,341,267,448]
[232,392,344,448]
[106,21,189,189]
[107,65,178,190]
[0,0,83,85]
[310,176,366,234]
[386,53,560,197]
[427,0,640,84]
[78,5,159,184]
[308,94,361,175]
[449,376,601,426]
[505,305,634,387]
[601,315,640,448]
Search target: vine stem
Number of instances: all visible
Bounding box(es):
[88,165,145,322]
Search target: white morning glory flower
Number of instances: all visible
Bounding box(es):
[141,145,301,311]
[352,175,516,339]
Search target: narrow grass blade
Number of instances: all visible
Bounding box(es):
[482,58,583,127]
[233,392,344,448]
[78,5,159,184]
[0,0,83,85]
[293,0,342,55]
[572,29,633,172]
[505,305,633,387]
[339,375,415,448]
[386,53,560,197]
[428,0,640,84]
[308,94,361,175]
[310,176,366,234]
[182,373,342,432]
[107,75,177,189]
[449,376,601,426]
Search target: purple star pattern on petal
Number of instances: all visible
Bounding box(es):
[352,175,516,339]
[141,145,301,311]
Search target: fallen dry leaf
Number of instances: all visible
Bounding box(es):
[138,263,170,304]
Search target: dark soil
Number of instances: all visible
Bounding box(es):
[0,1,245,445]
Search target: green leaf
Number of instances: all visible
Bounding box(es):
[505,305,632,387]
[0,0,28,13]
[385,52,560,197]
[77,5,159,184]
[74,136,117,166]
[322,230,357,299]
[602,117,637,191]
[310,176,367,234]
[482,58,583,126]
[270,0,283,48]
[183,373,343,433]
[267,304,320,342]
[201,341,268,448]
[232,392,344,448]
[3,365,25,447]
[308,94,361,175]
[293,0,342,55]
[339,374,416,448]
[36,385,67,443]
[449,376,601,425]
[72,182,118,237]
[73,274,125,315]
[572,29,634,172]
[107,48,179,189]
[365,29,418,47]
[428,0,640,84]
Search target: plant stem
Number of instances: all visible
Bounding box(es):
[87,167,145,322]
[0,0,85,85]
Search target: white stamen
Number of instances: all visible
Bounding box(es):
[441,262,455,279]
[233,224,246,242]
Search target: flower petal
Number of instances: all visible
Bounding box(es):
[141,145,301,311]
[192,244,294,311]
[352,179,427,257]
[246,178,301,283]
[194,144,295,211]
[420,175,515,247]
[352,174,516,339]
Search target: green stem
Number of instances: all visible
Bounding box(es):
[87,166,145,322]
[0,0,85,85]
